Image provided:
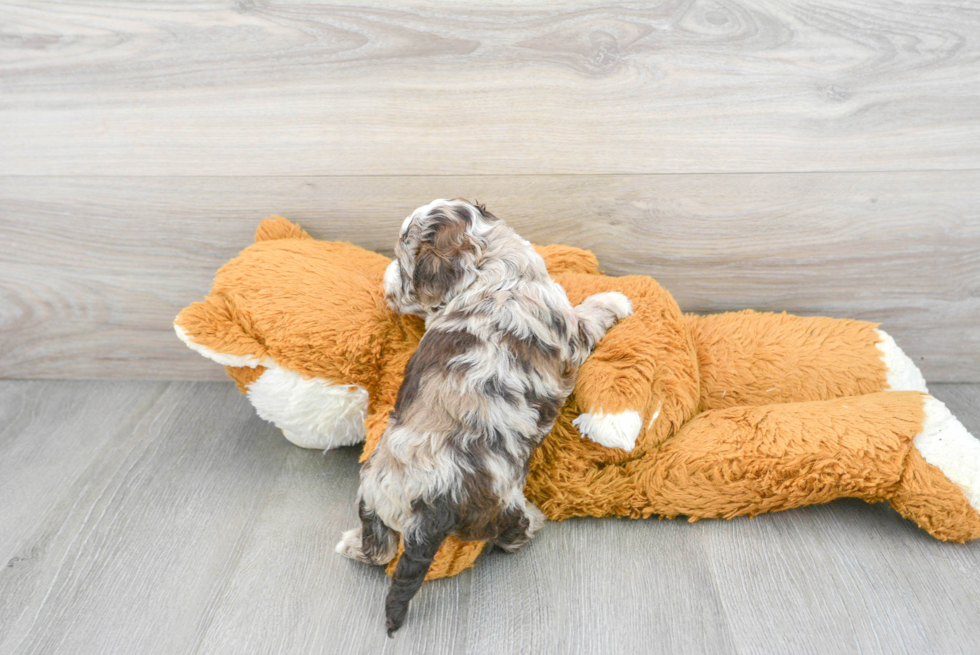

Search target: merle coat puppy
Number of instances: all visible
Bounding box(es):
[336,199,632,634]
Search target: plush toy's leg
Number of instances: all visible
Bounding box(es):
[530,391,980,542]
[686,311,927,411]
[384,535,486,582]
[378,501,545,583]
[875,329,928,392]
[553,271,701,454]
[891,395,980,541]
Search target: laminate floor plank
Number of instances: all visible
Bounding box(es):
[463,515,738,655]
[0,381,167,562]
[2,381,978,654]
[0,381,291,655]
[193,444,473,655]
[0,380,170,648]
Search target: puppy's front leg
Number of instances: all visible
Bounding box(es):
[572,291,633,365]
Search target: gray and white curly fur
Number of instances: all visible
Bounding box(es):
[336,199,632,634]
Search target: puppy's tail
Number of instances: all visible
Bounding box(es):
[384,500,455,636]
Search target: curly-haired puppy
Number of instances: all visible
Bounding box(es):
[336,199,632,634]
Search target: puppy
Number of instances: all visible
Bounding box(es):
[336,199,632,634]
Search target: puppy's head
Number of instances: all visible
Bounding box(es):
[384,199,500,317]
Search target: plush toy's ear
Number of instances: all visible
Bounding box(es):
[534,244,600,275]
[411,213,480,308]
[255,215,312,242]
[174,295,272,368]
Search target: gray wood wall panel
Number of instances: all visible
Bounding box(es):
[1,1,979,381]
[2,173,979,381]
[2,380,979,654]
[2,1,979,175]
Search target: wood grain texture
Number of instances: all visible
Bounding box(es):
[464,516,738,654]
[2,0,980,175]
[2,173,979,381]
[194,444,472,655]
[1,380,979,653]
[702,498,980,654]
[0,381,166,560]
[0,381,291,655]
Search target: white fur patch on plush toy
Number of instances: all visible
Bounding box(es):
[174,321,367,450]
[875,329,928,393]
[915,395,980,513]
[247,365,368,450]
[573,410,643,451]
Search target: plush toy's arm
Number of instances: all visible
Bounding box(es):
[360,339,416,462]
[554,271,700,453]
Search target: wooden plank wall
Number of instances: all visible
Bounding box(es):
[1,1,979,381]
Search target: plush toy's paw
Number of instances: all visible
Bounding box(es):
[572,410,643,451]
[914,395,980,512]
[890,394,980,542]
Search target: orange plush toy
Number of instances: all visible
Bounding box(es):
[176,216,980,580]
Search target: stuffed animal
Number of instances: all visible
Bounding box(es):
[176,216,980,580]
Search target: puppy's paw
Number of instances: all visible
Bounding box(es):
[590,291,633,322]
[335,528,370,562]
[572,410,642,451]
[525,502,546,537]
[495,502,548,554]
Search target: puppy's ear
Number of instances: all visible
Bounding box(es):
[413,212,479,308]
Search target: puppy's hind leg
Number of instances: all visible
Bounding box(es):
[494,500,546,553]
[336,499,398,565]
[385,498,456,635]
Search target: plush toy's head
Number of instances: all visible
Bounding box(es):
[175,217,426,449]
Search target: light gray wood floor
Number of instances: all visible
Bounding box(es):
[2,380,980,655]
